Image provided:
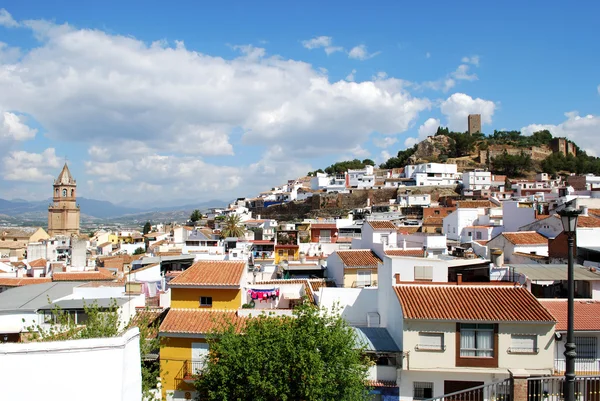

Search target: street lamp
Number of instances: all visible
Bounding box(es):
[558,205,582,401]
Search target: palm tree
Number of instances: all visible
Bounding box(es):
[221,214,245,238]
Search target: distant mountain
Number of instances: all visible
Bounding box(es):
[0,197,227,220]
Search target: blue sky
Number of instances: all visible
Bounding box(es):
[0,1,599,206]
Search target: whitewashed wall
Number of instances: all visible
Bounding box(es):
[0,328,142,401]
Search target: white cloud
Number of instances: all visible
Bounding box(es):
[301,36,343,55]
[521,111,600,156]
[440,93,496,132]
[404,117,440,147]
[3,148,61,182]
[461,55,480,66]
[349,145,370,158]
[0,9,19,28]
[0,111,37,141]
[451,64,478,81]
[373,137,398,148]
[377,150,391,164]
[346,69,357,82]
[348,45,380,61]
[232,44,266,60]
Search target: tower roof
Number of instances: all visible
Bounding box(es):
[55,163,75,185]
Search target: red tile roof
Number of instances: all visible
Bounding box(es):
[540,300,600,331]
[385,249,425,257]
[457,200,493,209]
[310,223,337,229]
[159,309,243,335]
[394,284,555,322]
[52,271,115,282]
[577,215,600,228]
[367,380,398,388]
[502,231,548,245]
[169,260,245,287]
[0,277,51,287]
[29,258,47,268]
[423,217,444,226]
[397,227,420,234]
[336,250,382,267]
[366,221,397,230]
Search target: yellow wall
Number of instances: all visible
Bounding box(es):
[30,228,50,243]
[160,336,203,398]
[109,234,119,244]
[171,287,242,309]
[343,268,378,288]
[274,247,299,264]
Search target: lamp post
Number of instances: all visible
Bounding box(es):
[558,205,582,401]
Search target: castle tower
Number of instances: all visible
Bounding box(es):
[48,163,80,236]
[467,114,482,135]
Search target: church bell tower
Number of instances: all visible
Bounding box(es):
[48,163,80,236]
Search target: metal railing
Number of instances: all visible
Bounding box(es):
[423,378,512,401]
[527,375,600,401]
[554,359,600,376]
[175,360,204,382]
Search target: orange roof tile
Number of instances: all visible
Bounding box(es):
[423,217,444,226]
[169,260,245,287]
[502,231,548,245]
[52,271,115,282]
[397,227,420,234]
[0,277,51,287]
[310,223,337,229]
[255,279,317,304]
[394,284,555,322]
[159,309,243,335]
[336,250,382,267]
[385,249,425,257]
[366,221,397,230]
[577,215,600,228]
[513,252,549,261]
[29,258,47,268]
[535,214,550,220]
[540,300,600,331]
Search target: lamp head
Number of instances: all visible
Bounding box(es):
[557,205,582,234]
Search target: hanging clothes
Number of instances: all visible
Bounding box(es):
[247,288,280,301]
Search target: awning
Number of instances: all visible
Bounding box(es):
[352,327,400,353]
[508,264,600,281]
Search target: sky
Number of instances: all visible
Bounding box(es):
[0,1,599,207]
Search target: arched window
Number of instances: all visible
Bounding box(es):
[71,189,75,197]
[55,188,59,197]
[62,189,67,197]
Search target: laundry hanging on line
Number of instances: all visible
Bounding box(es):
[248,288,280,301]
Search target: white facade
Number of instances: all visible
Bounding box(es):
[486,233,549,264]
[347,165,375,188]
[404,163,459,187]
[0,328,142,401]
[462,170,492,190]
[317,287,379,327]
[502,201,536,232]
[443,209,481,241]
[397,194,431,207]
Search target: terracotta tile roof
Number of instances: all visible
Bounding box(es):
[159,309,243,335]
[397,227,420,234]
[457,200,493,209]
[52,271,115,282]
[255,279,317,304]
[0,277,52,287]
[513,252,549,261]
[366,221,397,230]
[310,223,337,229]
[385,249,425,257]
[144,232,165,238]
[130,308,168,339]
[29,258,47,268]
[502,231,548,245]
[307,278,336,293]
[540,300,600,331]
[394,284,555,322]
[535,214,550,220]
[577,215,600,228]
[423,217,444,226]
[475,240,489,246]
[588,209,600,218]
[169,260,245,287]
[366,380,398,388]
[336,250,382,267]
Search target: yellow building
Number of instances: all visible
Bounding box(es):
[326,249,382,288]
[159,260,246,401]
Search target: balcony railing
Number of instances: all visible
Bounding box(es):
[554,359,600,376]
[528,375,600,401]
[338,233,361,238]
[423,377,512,401]
[175,360,205,383]
[319,237,332,243]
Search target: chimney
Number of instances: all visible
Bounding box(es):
[580,205,589,217]
[394,273,401,284]
[457,273,463,285]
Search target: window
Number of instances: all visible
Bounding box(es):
[417,332,444,351]
[575,337,597,359]
[460,323,495,357]
[413,382,434,400]
[62,189,67,197]
[356,271,372,287]
[380,234,389,245]
[509,334,537,354]
[199,297,213,307]
[434,210,440,215]
[476,232,482,240]
[467,231,472,237]
[414,266,433,281]
[278,250,283,256]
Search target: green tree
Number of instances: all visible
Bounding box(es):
[142,221,152,235]
[190,209,202,224]
[133,247,146,255]
[195,303,371,401]
[491,151,533,177]
[361,158,375,166]
[221,214,245,238]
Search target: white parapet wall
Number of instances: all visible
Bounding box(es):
[0,328,142,401]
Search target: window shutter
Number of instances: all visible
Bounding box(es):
[419,332,443,349]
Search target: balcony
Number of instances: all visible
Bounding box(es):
[318,236,332,243]
[176,360,204,383]
[554,359,600,376]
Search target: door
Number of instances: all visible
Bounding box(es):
[191,342,209,375]
[443,381,484,401]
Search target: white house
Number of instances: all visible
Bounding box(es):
[356,221,398,251]
[462,170,492,190]
[443,209,481,241]
[502,201,537,232]
[486,232,549,264]
[404,163,459,187]
[397,194,431,207]
[347,165,375,189]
